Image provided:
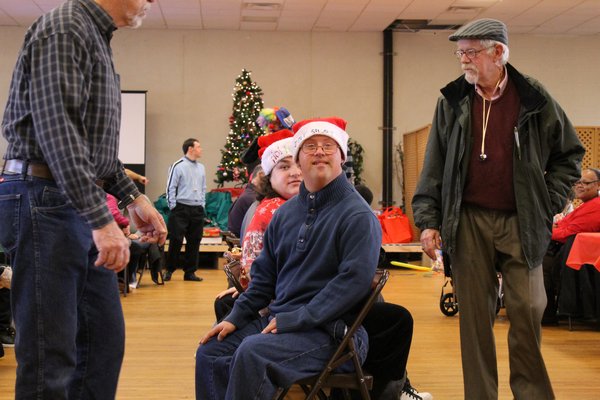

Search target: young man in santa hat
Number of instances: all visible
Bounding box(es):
[196,117,381,399]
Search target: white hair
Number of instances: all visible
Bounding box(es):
[481,39,509,65]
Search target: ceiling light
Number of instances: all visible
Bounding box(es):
[244,2,282,11]
[447,6,483,14]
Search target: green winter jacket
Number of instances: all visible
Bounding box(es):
[412,63,584,268]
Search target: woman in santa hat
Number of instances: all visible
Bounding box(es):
[215,129,301,320]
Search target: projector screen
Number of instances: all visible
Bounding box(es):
[119,91,147,193]
[118,91,146,164]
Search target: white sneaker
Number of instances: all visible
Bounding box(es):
[129,275,138,290]
[400,383,433,400]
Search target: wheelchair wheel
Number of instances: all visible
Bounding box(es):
[440,293,459,316]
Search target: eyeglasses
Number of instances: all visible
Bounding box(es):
[301,142,339,155]
[454,46,493,60]
[573,179,599,187]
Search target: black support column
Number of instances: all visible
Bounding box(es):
[381,29,394,207]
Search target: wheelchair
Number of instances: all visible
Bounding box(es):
[439,253,504,317]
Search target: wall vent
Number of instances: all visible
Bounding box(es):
[387,19,463,33]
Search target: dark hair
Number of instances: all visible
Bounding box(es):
[182,138,198,154]
[255,173,280,201]
[355,184,373,206]
[250,164,263,179]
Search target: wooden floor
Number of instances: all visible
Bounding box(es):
[1,267,599,399]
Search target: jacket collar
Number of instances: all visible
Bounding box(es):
[298,173,353,209]
[440,63,546,115]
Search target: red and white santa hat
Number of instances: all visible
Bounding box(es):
[291,117,348,162]
[258,129,295,175]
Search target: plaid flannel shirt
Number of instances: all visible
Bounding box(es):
[1,0,139,229]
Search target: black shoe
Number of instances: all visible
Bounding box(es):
[163,270,173,282]
[184,273,203,282]
[151,269,164,285]
[150,263,164,285]
[0,327,16,348]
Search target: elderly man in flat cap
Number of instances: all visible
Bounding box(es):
[412,18,584,399]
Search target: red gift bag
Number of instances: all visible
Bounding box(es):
[378,207,413,244]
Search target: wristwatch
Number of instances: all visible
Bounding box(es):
[117,193,138,210]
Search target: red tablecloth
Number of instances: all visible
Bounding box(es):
[211,187,244,199]
[566,232,600,272]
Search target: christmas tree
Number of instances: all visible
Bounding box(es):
[215,69,264,185]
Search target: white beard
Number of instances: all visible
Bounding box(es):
[128,14,143,28]
[127,5,150,29]
[463,68,478,85]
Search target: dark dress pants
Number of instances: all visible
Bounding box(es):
[0,287,10,330]
[166,203,205,274]
[331,301,413,400]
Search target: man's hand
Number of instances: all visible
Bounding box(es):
[420,228,442,260]
[216,286,239,299]
[127,195,167,245]
[93,221,131,272]
[199,321,237,344]
[261,317,277,334]
[0,267,12,289]
[125,169,149,186]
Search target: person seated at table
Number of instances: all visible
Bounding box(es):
[543,167,600,324]
[227,165,264,239]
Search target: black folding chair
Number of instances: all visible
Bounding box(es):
[223,259,245,293]
[134,244,165,287]
[276,269,390,400]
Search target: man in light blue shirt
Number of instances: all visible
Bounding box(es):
[165,138,206,282]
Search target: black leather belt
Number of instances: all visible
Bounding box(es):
[2,159,107,189]
[2,159,54,180]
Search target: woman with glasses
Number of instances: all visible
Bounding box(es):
[551,168,600,242]
[543,168,600,324]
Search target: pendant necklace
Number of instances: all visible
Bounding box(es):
[479,72,503,161]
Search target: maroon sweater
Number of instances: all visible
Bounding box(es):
[463,78,520,211]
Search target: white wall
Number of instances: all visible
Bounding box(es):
[1,27,599,205]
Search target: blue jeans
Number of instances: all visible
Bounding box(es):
[0,175,125,399]
[195,316,368,400]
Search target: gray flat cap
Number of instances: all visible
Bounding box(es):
[449,18,508,45]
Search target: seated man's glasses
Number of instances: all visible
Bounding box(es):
[301,142,338,155]
[573,179,599,187]
[454,46,493,60]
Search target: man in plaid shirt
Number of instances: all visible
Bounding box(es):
[0,1,164,398]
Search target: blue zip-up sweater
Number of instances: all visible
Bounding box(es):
[165,156,206,210]
[226,173,382,333]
